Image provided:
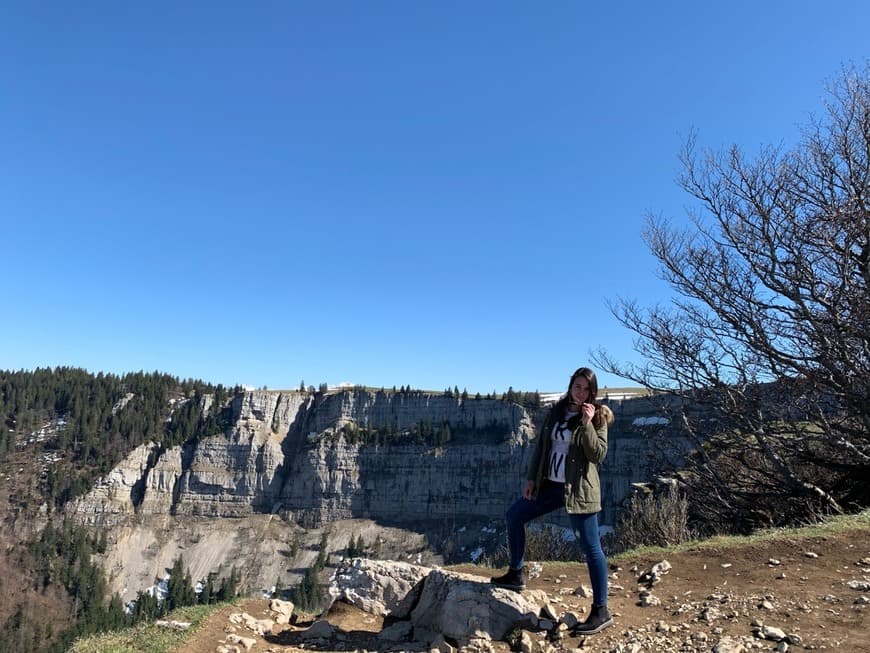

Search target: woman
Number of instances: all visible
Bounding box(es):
[491,367,615,635]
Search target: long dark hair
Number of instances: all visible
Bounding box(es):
[554,367,613,428]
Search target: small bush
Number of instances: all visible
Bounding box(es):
[614,485,693,552]
[482,524,586,567]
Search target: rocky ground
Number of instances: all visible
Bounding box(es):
[175,527,869,653]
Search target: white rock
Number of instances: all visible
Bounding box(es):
[527,562,543,579]
[651,560,672,575]
[154,619,191,630]
[329,558,430,618]
[217,646,241,653]
[573,584,593,598]
[410,568,542,641]
[269,598,294,618]
[242,614,274,636]
[225,633,257,651]
[639,591,661,607]
[760,624,787,641]
[701,607,721,622]
[539,603,558,621]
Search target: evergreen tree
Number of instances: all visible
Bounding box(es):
[201,574,215,605]
[183,570,196,606]
[294,567,323,612]
[105,594,127,632]
[439,422,452,445]
[219,567,240,601]
[166,557,186,611]
[132,590,161,621]
[314,530,329,570]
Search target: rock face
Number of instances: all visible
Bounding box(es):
[410,567,540,641]
[68,441,160,523]
[279,439,531,525]
[69,388,685,528]
[329,559,543,643]
[329,558,431,618]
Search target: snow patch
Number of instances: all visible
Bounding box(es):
[632,416,669,426]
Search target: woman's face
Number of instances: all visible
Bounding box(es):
[570,375,591,405]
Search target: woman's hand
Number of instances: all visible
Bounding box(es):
[581,402,595,425]
[523,480,535,500]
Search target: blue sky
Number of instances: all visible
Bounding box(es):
[2,1,867,394]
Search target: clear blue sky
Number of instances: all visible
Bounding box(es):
[2,1,867,394]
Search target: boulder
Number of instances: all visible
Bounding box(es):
[410,568,540,641]
[269,598,294,624]
[269,598,294,618]
[329,558,430,618]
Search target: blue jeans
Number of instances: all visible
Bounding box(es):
[505,480,609,607]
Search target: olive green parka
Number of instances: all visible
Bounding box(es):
[526,403,608,514]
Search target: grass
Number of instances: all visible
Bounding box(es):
[609,508,870,563]
[69,602,231,653]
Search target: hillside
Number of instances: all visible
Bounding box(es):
[7,368,866,653]
[75,512,870,652]
[0,368,664,651]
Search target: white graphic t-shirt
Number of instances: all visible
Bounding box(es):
[548,410,578,483]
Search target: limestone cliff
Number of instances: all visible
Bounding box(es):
[69,388,679,528]
[66,387,684,602]
[68,441,160,524]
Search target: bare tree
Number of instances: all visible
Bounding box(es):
[595,63,869,533]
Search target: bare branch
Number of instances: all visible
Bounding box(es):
[598,62,870,533]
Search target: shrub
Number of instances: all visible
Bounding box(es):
[483,524,586,567]
[613,484,692,552]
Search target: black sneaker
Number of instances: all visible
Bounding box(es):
[571,605,613,635]
[490,567,526,591]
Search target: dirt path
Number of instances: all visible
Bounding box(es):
[179,528,870,652]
